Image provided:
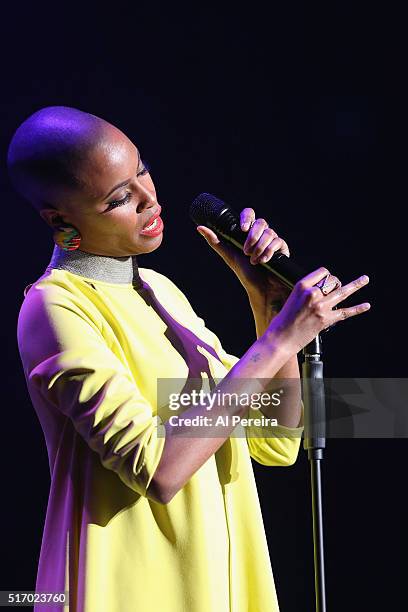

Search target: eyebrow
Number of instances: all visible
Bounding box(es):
[102,149,141,200]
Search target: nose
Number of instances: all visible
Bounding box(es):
[135,184,156,214]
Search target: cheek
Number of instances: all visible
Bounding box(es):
[113,208,138,230]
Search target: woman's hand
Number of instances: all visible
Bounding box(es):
[197,207,339,312]
[268,267,371,354]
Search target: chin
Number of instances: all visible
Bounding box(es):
[134,232,164,255]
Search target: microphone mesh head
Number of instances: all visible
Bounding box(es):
[190,193,227,225]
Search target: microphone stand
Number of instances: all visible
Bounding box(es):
[302,334,326,612]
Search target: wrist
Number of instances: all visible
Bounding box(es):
[247,288,285,315]
[258,320,296,362]
[248,291,285,338]
[260,316,298,360]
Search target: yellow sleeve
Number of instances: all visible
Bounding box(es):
[17,284,166,498]
[157,273,304,466]
[244,406,304,467]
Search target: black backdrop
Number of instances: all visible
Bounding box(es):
[1,2,405,611]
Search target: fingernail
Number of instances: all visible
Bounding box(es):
[260,255,268,263]
[362,302,371,310]
[242,222,250,231]
[361,275,369,283]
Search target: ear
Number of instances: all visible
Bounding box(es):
[39,207,66,230]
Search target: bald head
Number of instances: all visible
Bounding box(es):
[7,106,110,211]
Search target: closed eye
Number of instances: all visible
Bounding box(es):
[104,160,151,212]
[105,192,132,211]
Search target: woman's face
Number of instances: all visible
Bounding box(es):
[40,125,164,257]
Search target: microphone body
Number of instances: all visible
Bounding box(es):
[190,193,308,290]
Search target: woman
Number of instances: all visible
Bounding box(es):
[9,106,370,612]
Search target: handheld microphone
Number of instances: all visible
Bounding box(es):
[190,192,308,290]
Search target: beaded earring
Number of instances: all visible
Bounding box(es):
[53,226,82,251]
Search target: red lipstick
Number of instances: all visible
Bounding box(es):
[140,205,164,237]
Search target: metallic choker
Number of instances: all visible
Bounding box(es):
[45,244,142,286]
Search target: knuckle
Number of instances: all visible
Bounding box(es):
[313,305,325,321]
[314,301,325,314]
[255,218,267,227]
[338,285,347,298]
[297,279,308,291]
[306,287,320,303]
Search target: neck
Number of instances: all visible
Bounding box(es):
[46,244,142,286]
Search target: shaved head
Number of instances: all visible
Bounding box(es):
[7,106,163,257]
[7,106,109,211]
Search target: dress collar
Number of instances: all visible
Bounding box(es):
[45,244,142,287]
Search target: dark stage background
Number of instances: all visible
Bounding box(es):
[1,2,405,611]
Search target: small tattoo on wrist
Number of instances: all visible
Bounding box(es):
[251,353,261,362]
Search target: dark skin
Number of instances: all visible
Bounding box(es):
[30,117,370,503]
[39,124,162,257]
[35,120,302,421]
[38,121,339,308]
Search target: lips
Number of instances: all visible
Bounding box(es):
[142,205,162,229]
[140,204,164,237]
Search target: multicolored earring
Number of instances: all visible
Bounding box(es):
[53,226,82,251]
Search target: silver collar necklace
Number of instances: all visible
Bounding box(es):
[45,244,142,286]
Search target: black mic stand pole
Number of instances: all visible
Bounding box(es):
[302,334,327,612]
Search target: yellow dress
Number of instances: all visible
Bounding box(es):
[17,264,303,612]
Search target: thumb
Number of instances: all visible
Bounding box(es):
[196,225,236,263]
[196,225,221,246]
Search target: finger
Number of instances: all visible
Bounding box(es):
[251,235,283,264]
[278,239,290,258]
[260,238,290,260]
[297,267,331,289]
[316,274,341,296]
[330,301,371,325]
[196,226,236,263]
[197,225,220,246]
[240,208,256,231]
[248,228,277,263]
[325,275,369,307]
[243,218,269,254]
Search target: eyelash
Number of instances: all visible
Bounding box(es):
[106,161,151,211]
